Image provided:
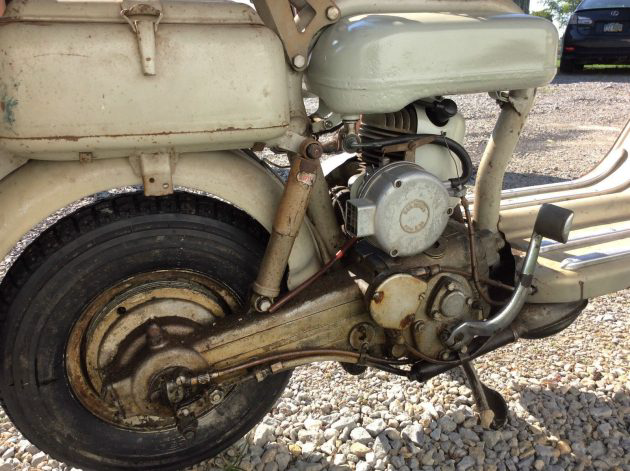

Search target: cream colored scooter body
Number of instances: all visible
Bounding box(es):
[306,12,558,115]
[1,0,627,306]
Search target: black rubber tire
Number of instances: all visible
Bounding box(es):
[559,57,584,73]
[0,193,290,471]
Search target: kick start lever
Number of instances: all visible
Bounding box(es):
[445,203,574,351]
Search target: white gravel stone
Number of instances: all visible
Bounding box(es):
[350,427,372,444]
[31,451,47,467]
[276,453,291,471]
[365,419,387,437]
[356,461,371,471]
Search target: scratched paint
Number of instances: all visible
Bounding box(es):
[0,85,18,126]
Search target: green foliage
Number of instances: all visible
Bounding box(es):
[532,9,555,21]
[543,0,581,25]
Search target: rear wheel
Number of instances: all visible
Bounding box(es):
[0,193,290,471]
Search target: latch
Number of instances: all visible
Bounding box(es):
[129,150,177,196]
[121,1,163,76]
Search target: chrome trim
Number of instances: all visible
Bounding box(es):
[540,227,630,253]
[499,149,627,201]
[499,174,630,210]
[561,247,630,271]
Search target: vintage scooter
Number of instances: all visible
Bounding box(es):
[0,0,628,469]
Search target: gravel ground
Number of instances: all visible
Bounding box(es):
[0,69,629,471]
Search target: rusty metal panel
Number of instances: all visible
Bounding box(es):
[0,0,289,159]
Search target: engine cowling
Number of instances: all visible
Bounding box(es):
[346,161,451,257]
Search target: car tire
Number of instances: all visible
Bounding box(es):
[560,57,583,73]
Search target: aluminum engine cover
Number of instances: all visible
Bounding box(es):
[347,162,450,257]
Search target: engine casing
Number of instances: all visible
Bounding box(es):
[346,161,451,257]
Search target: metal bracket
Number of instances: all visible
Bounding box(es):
[121,1,163,76]
[252,0,340,71]
[129,150,177,196]
[489,89,536,116]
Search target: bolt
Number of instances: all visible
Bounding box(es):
[255,296,272,312]
[324,120,333,129]
[372,291,384,303]
[304,142,323,159]
[394,179,402,188]
[460,345,468,354]
[326,6,340,21]
[441,351,451,361]
[292,54,306,68]
[466,298,474,306]
[209,391,224,405]
[447,282,457,291]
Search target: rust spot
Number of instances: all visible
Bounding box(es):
[399,314,415,330]
[0,124,288,142]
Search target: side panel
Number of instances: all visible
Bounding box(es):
[0,152,322,288]
[0,21,289,159]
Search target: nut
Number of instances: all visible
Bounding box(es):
[209,391,224,405]
[255,296,272,312]
[292,54,306,68]
[304,142,323,159]
[326,6,340,20]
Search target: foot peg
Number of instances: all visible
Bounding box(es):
[460,360,508,429]
[445,203,574,350]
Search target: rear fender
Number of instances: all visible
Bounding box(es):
[0,151,323,288]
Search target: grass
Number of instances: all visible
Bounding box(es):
[585,64,630,69]
[555,58,630,69]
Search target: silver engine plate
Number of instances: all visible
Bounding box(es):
[347,161,451,257]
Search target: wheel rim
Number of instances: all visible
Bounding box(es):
[66,270,241,431]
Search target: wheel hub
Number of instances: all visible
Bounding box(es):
[66,270,239,431]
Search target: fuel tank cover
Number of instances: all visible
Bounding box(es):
[306,12,558,115]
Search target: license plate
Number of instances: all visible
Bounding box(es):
[604,22,623,32]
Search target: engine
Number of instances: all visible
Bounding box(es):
[345,98,466,258]
[335,97,498,362]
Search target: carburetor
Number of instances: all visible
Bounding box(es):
[346,161,454,257]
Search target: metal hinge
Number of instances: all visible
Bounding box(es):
[121,1,163,76]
